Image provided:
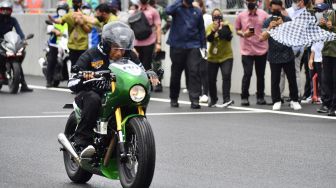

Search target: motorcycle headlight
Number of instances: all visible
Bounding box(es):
[129,85,146,103]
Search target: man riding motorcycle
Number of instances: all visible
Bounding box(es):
[46,1,69,87]
[0,0,33,92]
[68,21,159,157]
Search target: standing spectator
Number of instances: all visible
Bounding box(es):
[261,0,301,110]
[49,0,92,68]
[206,8,234,108]
[133,0,161,72]
[318,7,336,116]
[193,0,211,103]
[12,0,24,14]
[166,0,206,109]
[149,0,170,92]
[284,0,310,100]
[235,0,269,106]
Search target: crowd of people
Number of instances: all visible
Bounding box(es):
[1,0,336,116]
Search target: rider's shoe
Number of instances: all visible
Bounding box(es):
[80,145,96,158]
[21,81,33,92]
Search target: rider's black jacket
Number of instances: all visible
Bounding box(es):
[0,16,25,40]
[68,45,143,93]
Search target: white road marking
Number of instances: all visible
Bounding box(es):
[0,111,264,119]
[24,85,336,120]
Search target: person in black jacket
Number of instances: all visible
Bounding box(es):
[68,21,159,157]
[0,0,32,92]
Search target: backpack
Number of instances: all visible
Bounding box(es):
[128,11,152,40]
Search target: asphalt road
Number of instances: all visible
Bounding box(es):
[1,76,336,188]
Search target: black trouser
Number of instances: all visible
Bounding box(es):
[301,49,311,99]
[169,47,202,103]
[46,45,58,83]
[208,59,233,103]
[69,49,86,68]
[200,58,209,96]
[135,43,155,71]
[309,61,323,98]
[270,60,299,103]
[241,54,267,99]
[321,56,336,111]
[75,90,102,140]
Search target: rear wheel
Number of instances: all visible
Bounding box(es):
[118,117,156,188]
[63,112,93,183]
[7,62,21,94]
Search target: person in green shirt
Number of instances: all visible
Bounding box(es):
[50,0,92,68]
[319,9,336,116]
[206,8,234,108]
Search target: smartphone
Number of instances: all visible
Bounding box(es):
[249,27,255,33]
[272,16,279,21]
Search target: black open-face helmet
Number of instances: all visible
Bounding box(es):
[101,21,135,54]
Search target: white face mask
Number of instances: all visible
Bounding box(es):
[292,2,300,10]
[315,12,323,22]
[82,9,91,16]
[57,9,67,17]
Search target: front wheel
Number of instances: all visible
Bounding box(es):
[63,112,93,183]
[118,117,156,188]
[7,62,21,94]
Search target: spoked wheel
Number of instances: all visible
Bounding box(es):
[63,112,92,183]
[6,62,21,94]
[118,117,156,188]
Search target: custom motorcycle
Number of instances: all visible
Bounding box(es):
[58,59,156,188]
[0,31,34,93]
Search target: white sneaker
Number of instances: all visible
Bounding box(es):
[182,88,188,93]
[290,101,302,110]
[199,94,209,103]
[301,96,312,104]
[80,145,96,158]
[272,101,282,111]
[216,100,234,108]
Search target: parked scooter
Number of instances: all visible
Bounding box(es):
[38,20,70,87]
[0,31,34,94]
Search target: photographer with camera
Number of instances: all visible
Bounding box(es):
[260,0,302,111]
[235,0,269,106]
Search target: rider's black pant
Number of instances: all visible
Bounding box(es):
[46,45,58,83]
[75,90,102,143]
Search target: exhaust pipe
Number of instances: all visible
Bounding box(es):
[58,133,80,164]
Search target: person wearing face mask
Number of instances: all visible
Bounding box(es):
[82,3,118,29]
[165,0,206,109]
[0,0,33,92]
[133,0,162,74]
[49,0,92,69]
[235,0,269,106]
[260,0,302,110]
[67,21,159,154]
[45,1,70,87]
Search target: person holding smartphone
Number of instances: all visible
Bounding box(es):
[260,0,302,111]
[235,0,269,106]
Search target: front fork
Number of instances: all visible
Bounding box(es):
[112,81,145,161]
